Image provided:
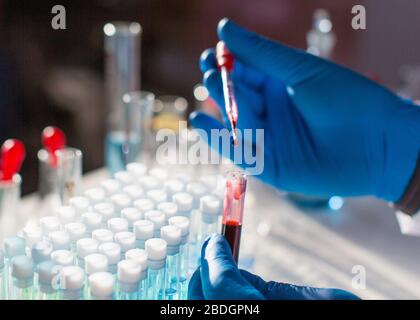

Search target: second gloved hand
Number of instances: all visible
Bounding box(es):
[188,234,360,300]
[191,18,420,202]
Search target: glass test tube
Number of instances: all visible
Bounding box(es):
[10,255,35,300]
[221,171,247,263]
[117,259,142,300]
[3,236,26,299]
[125,248,148,299]
[168,216,190,299]
[84,253,109,298]
[31,240,54,294]
[145,238,167,300]
[104,21,142,175]
[0,250,4,299]
[0,174,22,241]
[55,148,83,205]
[89,272,114,300]
[198,195,221,251]
[161,225,182,300]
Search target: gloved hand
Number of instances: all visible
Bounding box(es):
[191,18,420,202]
[188,234,360,300]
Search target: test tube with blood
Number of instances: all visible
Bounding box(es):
[221,171,247,263]
[0,139,26,240]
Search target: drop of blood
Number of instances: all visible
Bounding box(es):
[41,126,66,167]
[0,139,26,181]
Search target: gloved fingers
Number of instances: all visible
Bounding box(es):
[217,18,326,86]
[203,68,265,125]
[188,268,205,300]
[200,48,266,90]
[239,269,269,296]
[199,234,265,300]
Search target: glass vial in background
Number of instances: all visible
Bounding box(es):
[0,250,4,299]
[89,272,114,300]
[145,238,167,300]
[161,225,182,300]
[125,248,148,299]
[168,216,190,299]
[306,8,336,58]
[117,259,142,300]
[0,174,22,242]
[198,195,221,250]
[55,148,83,205]
[10,255,34,300]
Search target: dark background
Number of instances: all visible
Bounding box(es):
[0,0,419,194]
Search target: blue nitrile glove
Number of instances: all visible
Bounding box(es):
[191,18,420,202]
[188,234,360,300]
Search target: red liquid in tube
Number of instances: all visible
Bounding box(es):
[221,171,247,263]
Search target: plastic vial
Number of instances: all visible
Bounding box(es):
[114,232,136,254]
[158,202,178,222]
[149,167,169,181]
[115,171,135,186]
[147,189,168,205]
[84,187,106,206]
[89,272,114,300]
[108,217,129,234]
[82,211,104,236]
[64,222,87,252]
[22,224,43,256]
[134,198,155,213]
[84,253,109,298]
[98,242,121,274]
[121,207,142,231]
[100,179,121,197]
[0,250,4,299]
[94,202,116,223]
[168,216,190,299]
[55,206,77,225]
[198,195,221,247]
[76,238,99,267]
[172,192,193,217]
[39,216,61,237]
[144,210,166,237]
[92,229,114,244]
[117,259,142,300]
[48,230,71,250]
[51,249,75,267]
[125,248,148,299]
[59,266,85,300]
[138,175,161,191]
[110,193,132,215]
[122,185,144,203]
[10,255,34,299]
[186,182,207,209]
[31,240,53,266]
[145,238,167,300]
[36,261,59,300]
[3,236,26,299]
[55,148,83,205]
[164,179,185,199]
[160,225,182,300]
[133,220,154,249]
[126,162,147,179]
[69,196,90,217]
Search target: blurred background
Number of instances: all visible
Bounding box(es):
[0,0,419,194]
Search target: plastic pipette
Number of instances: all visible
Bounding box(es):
[0,139,26,182]
[216,41,239,146]
[41,126,66,168]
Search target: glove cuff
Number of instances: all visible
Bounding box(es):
[394,155,420,215]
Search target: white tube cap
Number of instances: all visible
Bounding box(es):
[48,230,70,250]
[51,249,74,267]
[37,260,58,285]
[55,206,77,224]
[114,232,136,252]
[69,196,90,215]
[114,171,134,186]
[164,179,185,197]
[138,175,160,190]
[160,225,181,247]
[82,211,103,231]
[168,216,190,237]
[125,249,148,270]
[123,185,144,201]
[40,216,61,235]
[22,225,43,247]
[133,220,154,240]
[134,198,155,212]
[94,202,116,221]
[144,210,166,231]
[157,202,178,220]
[172,192,193,212]
[89,272,114,297]
[98,242,121,265]
[126,162,147,178]
[12,255,34,279]
[121,207,142,226]
[31,240,53,264]
[76,238,99,259]
[100,179,121,196]
[59,266,84,290]
[3,236,26,258]
[200,195,221,215]
[186,182,207,201]
[110,193,132,212]
[147,189,167,204]
[108,217,129,233]
[64,222,87,243]
[84,188,106,205]
[117,259,142,283]
[149,167,168,181]
[92,229,114,244]
[145,238,167,261]
[85,253,108,275]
